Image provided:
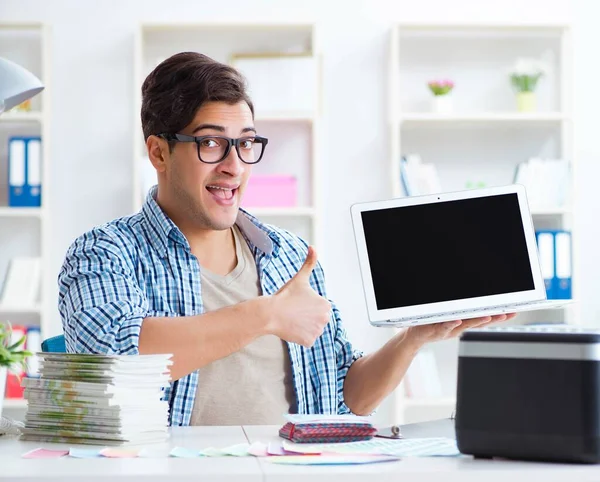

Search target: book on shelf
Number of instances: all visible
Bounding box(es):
[535,229,572,300]
[399,154,442,197]
[0,257,41,308]
[4,324,26,399]
[514,158,570,211]
[8,136,42,208]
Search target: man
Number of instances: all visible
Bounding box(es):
[58,52,514,426]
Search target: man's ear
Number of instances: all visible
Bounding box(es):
[146,135,169,173]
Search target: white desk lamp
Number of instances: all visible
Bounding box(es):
[0,57,44,114]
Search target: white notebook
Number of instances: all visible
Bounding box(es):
[0,257,41,307]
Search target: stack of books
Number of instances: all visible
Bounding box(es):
[20,352,172,445]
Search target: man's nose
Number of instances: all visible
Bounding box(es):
[218,144,244,176]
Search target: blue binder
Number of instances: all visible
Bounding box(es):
[535,230,556,299]
[8,136,42,207]
[554,230,572,299]
[399,156,411,197]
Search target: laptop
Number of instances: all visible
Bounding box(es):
[350,184,572,327]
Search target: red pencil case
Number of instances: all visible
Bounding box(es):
[279,422,377,444]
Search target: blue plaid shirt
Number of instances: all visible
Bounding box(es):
[58,187,362,426]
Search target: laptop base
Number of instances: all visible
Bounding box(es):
[371,299,573,328]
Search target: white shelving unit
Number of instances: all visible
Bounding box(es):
[0,22,51,405]
[389,23,575,424]
[132,23,322,249]
[399,112,568,124]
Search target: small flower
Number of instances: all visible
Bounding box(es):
[509,58,547,93]
[427,79,454,96]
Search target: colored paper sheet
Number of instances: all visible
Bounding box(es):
[22,448,69,459]
[267,454,400,466]
[267,442,286,456]
[169,447,202,458]
[200,447,228,457]
[137,448,172,458]
[283,437,460,457]
[221,443,251,457]
[100,448,139,458]
[248,442,269,457]
[281,441,322,454]
[68,448,103,458]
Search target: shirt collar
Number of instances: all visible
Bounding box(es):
[141,186,281,258]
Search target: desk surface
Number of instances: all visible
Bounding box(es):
[1,420,599,482]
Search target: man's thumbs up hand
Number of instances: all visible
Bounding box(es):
[266,246,332,347]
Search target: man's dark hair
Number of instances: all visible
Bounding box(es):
[141,52,254,141]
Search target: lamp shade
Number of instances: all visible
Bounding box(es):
[0,57,44,114]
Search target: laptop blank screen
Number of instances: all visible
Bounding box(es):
[360,193,535,310]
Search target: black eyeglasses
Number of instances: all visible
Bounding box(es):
[158,133,268,164]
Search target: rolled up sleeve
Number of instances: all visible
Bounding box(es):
[58,228,148,355]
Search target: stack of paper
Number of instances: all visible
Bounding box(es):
[399,154,442,197]
[513,158,571,210]
[20,353,172,446]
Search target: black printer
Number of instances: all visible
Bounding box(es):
[455,326,600,463]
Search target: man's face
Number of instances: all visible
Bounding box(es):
[164,101,255,231]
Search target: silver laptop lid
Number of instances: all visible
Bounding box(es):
[350,185,546,323]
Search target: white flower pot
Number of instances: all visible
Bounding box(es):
[0,366,6,418]
[432,95,453,114]
[516,91,536,112]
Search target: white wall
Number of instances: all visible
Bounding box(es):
[2,0,598,425]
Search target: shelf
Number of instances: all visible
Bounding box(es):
[0,111,43,123]
[400,112,568,124]
[0,304,42,314]
[245,207,315,217]
[531,208,572,216]
[2,398,27,409]
[254,112,314,122]
[399,113,567,125]
[397,22,569,31]
[0,207,44,218]
[403,397,456,408]
[142,22,315,32]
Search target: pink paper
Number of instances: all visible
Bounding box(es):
[267,442,302,456]
[100,448,139,458]
[267,442,286,456]
[248,442,269,457]
[22,448,69,459]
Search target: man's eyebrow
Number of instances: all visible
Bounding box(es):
[190,125,257,135]
[192,124,225,134]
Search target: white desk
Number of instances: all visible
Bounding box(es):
[247,420,600,482]
[0,426,261,482]
[2,420,600,481]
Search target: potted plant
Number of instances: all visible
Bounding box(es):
[427,79,455,114]
[510,58,546,112]
[0,322,31,417]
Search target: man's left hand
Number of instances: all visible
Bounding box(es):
[403,313,518,348]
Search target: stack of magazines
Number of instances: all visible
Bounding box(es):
[20,352,172,445]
